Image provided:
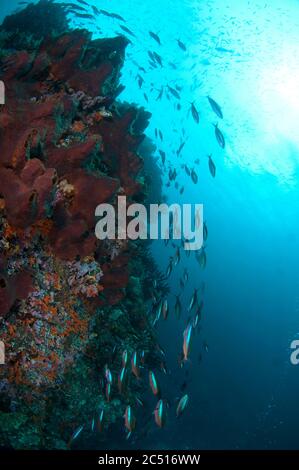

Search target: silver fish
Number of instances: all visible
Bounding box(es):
[176,394,189,417]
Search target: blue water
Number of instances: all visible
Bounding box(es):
[3,0,299,449]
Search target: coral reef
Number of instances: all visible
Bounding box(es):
[0,1,164,449]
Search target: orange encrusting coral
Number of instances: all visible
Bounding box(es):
[0,7,159,449]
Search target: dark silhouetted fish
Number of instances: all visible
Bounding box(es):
[110,12,126,22]
[203,222,208,241]
[177,39,187,51]
[191,168,198,184]
[180,381,188,392]
[92,5,100,16]
[167,85,180,99]
[98,9,114,18]
[214,124,225,148]
[174,247,180,266]
[159,150,166,165]
[215,46,235,54]
[208,154,216,177]
[69,11,94,19]
[196,247,207,268]
[169,168,177,181]
[208,96,223,119]
[149,60,158,69]
[98,10,125,21]
[137,74,144,88]
[177,141,185,156]
[190,102,200,123]
[120,25,136,37]
[175,295,182,319]
[62,3,87,12]
[148,50,155,61]
[184,164,190,176]
[153,51,163,67]
[157,87,164,100]
[149,31,161,45]
[166,259,173,277]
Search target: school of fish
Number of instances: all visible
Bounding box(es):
[18,0,229,445]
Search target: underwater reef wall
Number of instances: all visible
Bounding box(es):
[0,1,165,449]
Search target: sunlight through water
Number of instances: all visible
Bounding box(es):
[191,0,299,184]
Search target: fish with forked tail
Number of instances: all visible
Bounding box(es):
[190,102,200,123]
[124,405,136,435]
[183,323,193,361]
[214,123,225,148]
[208,96,223,119]
[154,399,167,428]
[149,370,160,396]
[176,394,189,417]
[208,154,216,177]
